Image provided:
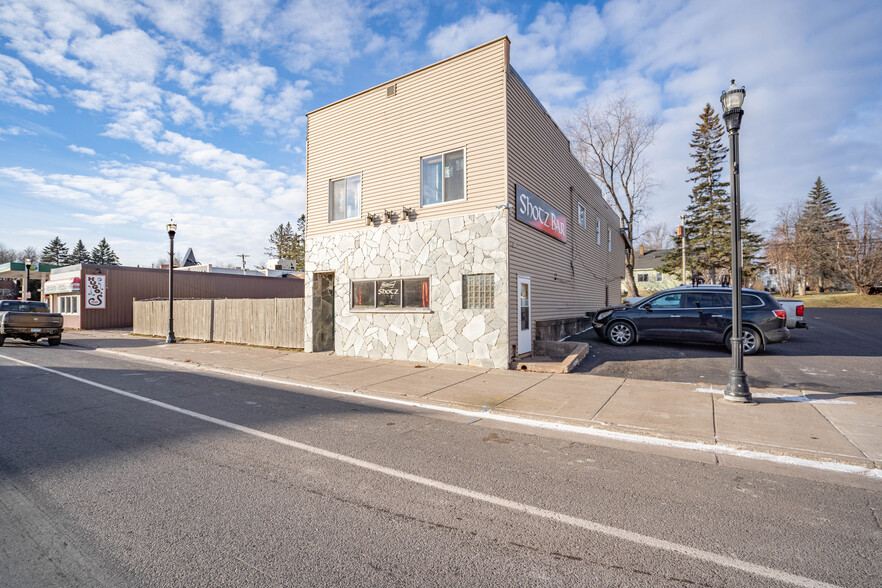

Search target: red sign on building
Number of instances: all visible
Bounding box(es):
[515,184,567,243]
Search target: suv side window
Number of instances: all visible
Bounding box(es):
[743,294,764,307]
[684,292,719,308]
[647,293,682,309]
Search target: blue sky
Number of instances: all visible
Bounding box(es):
[1,0,880,267]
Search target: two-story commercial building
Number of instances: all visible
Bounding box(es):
[304,37,625,368]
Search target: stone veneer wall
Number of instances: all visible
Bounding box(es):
[303,210,510,368]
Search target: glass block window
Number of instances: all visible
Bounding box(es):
[463,273,494,309]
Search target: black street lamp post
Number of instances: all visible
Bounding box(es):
[721,80,750,402]
[166,220,177,344]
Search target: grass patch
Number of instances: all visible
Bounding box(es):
[777,292,882,308]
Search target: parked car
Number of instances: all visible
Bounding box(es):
[776,298,808,329]
[0,300,64,346]
[590,285,789,355]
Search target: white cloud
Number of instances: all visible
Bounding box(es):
[273,0,367,75]
[0,55,53,112]
[68,144,97,155]
[0,126,36,138]
[0,159,305,266]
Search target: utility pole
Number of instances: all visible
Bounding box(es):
[238,253,249,274]
[679,215,687,285]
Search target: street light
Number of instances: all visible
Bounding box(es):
[23,258,31,301]
[721,80,750,403]
[166,220,177,344]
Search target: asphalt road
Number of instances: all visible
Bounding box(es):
[573,307,882,395]
[1,344,880,587]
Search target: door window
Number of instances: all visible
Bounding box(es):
[648,293,681,309]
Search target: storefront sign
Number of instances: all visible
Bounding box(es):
[84,274,106,309]
[515,184,567,243]
[44,277,81,295]
[376,279,402,307]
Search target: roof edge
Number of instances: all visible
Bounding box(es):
[306,36,510,117]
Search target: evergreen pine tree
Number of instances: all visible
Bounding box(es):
[661,104,764,282]
[294,214,305,271]
[90,238,121,265]
[69,240,91,264]
[798,177,848,289]
[40,236,69,265]
[265,222,297,260]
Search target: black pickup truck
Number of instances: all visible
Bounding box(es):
[0,300,64,346]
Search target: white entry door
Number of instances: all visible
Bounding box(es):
[517,276,531,355]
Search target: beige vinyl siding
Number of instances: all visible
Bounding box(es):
[506,69,626,346]
[306,39,509,238]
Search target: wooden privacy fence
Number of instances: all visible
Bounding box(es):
[133,298,304,349]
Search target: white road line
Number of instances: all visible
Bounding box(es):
[1,353,843,588]
[95,348,882,481]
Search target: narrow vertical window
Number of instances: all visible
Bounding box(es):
[596,218,601,245]
[578,203,586,228]
[608,228,612,252]
[329,174,361,221]
[421,149,464,205]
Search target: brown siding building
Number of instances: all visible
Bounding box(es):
[44,264,304,330]
[304,37,625,368]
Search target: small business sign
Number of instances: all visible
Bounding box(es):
[515,184,567,243]
[84,274,106,309]
[44,277,80,295]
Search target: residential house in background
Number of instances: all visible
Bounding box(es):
[628,246,681,294]
[303,37,625,368]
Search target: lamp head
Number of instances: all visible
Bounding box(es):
[166,220,177,238]
[720,79,746,112]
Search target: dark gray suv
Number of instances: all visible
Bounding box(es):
[591,286,789,355]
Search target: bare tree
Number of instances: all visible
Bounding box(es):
[835,199,882,295]
[765,202,811,297]
[638,222,671,250]
[568,94,660,297]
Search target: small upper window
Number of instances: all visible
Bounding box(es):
[421,149,464,206]
[329,174,361,221]
[578,203,586,228]
[596,218,602,245]
[608,228,612,252]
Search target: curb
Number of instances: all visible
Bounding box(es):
[93,346,882,481]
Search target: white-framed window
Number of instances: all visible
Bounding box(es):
[656,272,663,282]
[421,149,464,206]
[578,203,586,228]
[608,227,612,252]
[59,295,78,314]
[329,174,361,221]
[596,217,602,245]
[637,273,649,282]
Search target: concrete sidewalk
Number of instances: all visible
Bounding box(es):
[61,330,881,476]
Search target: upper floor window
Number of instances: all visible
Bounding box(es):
[330,174,361,221]
[421,149,464,206]
[596,218,602,245]
[578,203,586,228]
[608,227,612,252]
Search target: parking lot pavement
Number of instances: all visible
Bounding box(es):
[571,307,882,396]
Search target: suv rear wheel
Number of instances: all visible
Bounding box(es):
[607,321,635,346]
[725,326,762,356]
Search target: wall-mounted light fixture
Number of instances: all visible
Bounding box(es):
[365,212,381,225]
[384,209,396,223]
[401,206,416,219]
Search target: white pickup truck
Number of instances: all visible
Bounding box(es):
[776,299,807,329]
